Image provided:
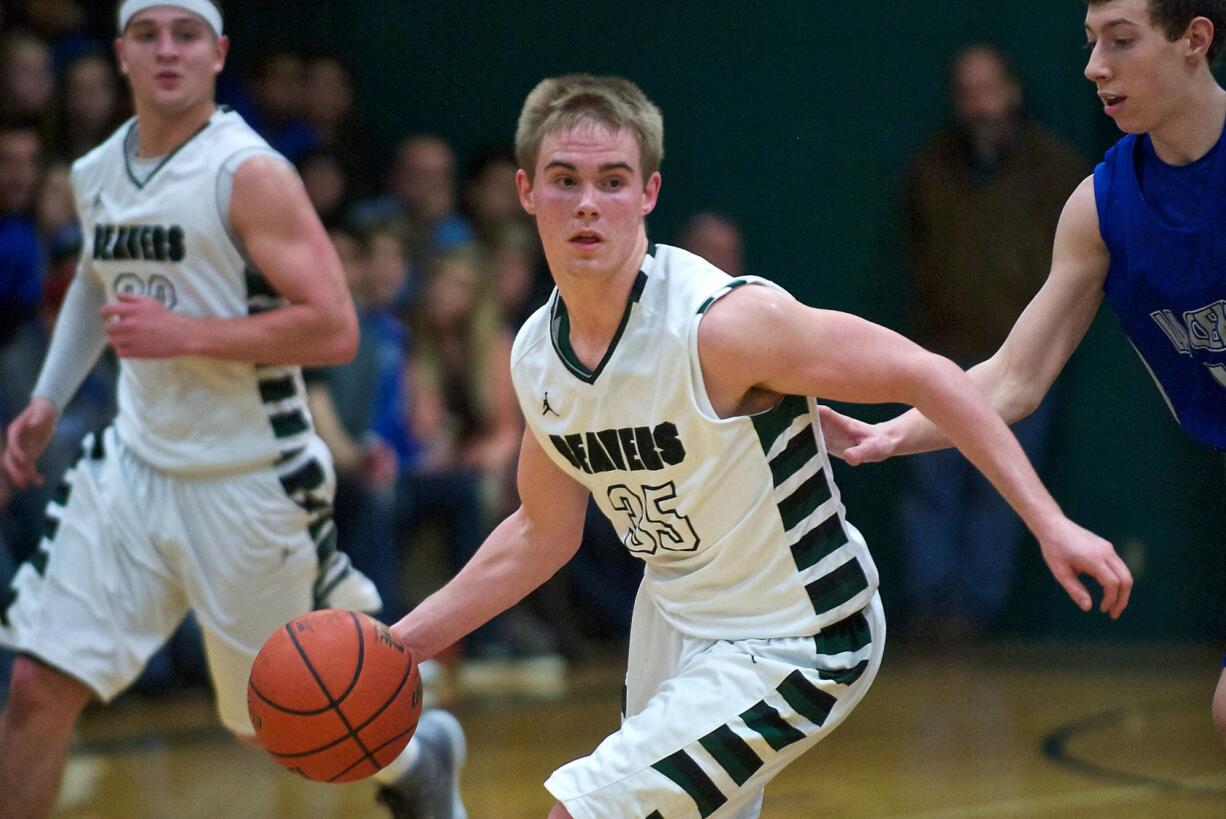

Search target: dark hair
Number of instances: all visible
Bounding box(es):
[1087,0,1226,63]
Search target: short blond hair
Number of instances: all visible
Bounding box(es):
[515,74,664,184]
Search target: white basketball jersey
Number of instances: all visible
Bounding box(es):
[512,244,880,640]
[71,109,316,476]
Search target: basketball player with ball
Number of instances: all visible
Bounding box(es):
[390,74,1132,818]
[0,3,464,818]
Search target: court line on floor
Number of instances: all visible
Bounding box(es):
[878,773,1226,818]
[1040,695,1224,794]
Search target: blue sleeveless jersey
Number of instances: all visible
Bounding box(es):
[1093,132,1226,450]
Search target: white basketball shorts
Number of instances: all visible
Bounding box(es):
[0,426,377,735]
[545,587,886,818]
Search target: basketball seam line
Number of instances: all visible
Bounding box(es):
[285,611,380,774]
[267,662,418,759]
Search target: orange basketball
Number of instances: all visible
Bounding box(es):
[247,609,423,783]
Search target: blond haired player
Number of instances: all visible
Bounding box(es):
[391,74,1131,818]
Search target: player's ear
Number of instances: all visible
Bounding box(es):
[516,168,536,215]
[1184,16,1214,61]
[641,171,661,216]
[114,37,129,77]
[213,34,230,75]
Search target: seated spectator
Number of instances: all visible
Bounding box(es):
[349,134,473,297]
[243,49,319,163]
[298,149,353,231]
[34,161,80,322]
[412,249,521,516]
[0,30,53,125]
[0,120,46,423]
[10,0,97,71]
[486,222,549,329]
[676,211,745,276]
[46,51,125,162]
[304,53,377,197]
[462,145,531,250]
[306,228,403,620]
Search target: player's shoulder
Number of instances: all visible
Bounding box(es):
[71,117,136,182]
[510,291,556,368]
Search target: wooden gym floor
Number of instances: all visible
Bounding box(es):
[50,639,1226,818]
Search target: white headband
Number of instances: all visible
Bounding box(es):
[118,0,224,37]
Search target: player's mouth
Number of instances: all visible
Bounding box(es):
[570,230,603,250]
[155,71,182,87]
[1099,92,1126,115]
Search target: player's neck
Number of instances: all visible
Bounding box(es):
[133,99,218,158]
[1147,78,1226,166]
[552,233,648,369]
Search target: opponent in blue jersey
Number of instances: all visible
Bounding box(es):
[822,0,1226,744]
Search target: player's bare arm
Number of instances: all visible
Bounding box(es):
[391,426,589,658]
[823,175,1111,464]
[101,156,358,365]
[699,284,1131,617]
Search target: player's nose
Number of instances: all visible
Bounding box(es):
[575,183,599,218]
[1084,44,1110,82]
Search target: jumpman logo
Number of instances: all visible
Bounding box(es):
[542,392,559,417]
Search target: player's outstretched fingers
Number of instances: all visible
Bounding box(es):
[1054,565,1092,612]
[1105,553,1133,619]
[1095,560,1120,618]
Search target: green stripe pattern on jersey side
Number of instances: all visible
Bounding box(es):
[752,395,861,617]
[245,265,315,459]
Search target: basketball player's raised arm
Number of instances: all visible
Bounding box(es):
[698,279,1131,618]
[823,176,1110,464]
[390,426,589,660]
[101,156,358,366]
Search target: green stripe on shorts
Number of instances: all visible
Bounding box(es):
[652,750,727,817]
[699,724,763,786]
[819,659,869,686]
[814,608,871,656]
[740,700,805,751]
[778,669,838,727]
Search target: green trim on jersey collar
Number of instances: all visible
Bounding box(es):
[549,244,654,384]
[122,108,225,190]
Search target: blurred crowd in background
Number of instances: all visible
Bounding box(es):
[0,1,1107,703]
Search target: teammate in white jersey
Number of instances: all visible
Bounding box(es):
[390,74,1132,818]
[0,4,464,819]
